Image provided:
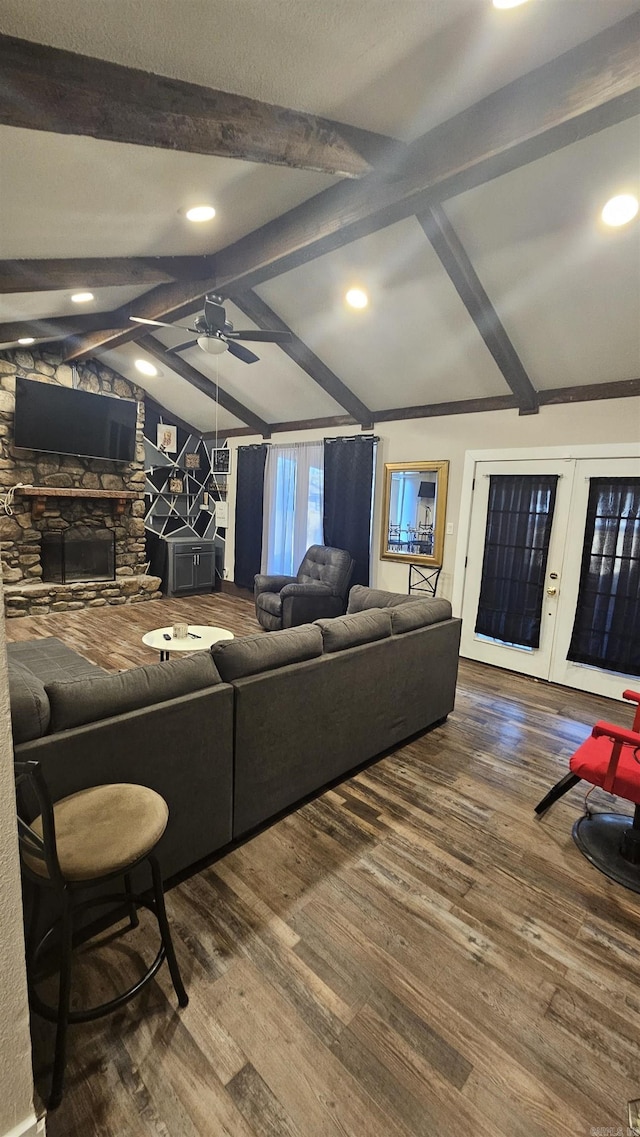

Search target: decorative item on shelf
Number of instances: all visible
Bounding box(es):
[157,424,177,454]
[168,476,184,494]
[185,452,200,470]
[211,448,231,474]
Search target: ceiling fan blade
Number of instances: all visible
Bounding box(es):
[226,340,260,364]
[203,296,227,332]
[129,316,198,332]
[129,316,176,329]
[166,339,199,354]
[226,329,291,343]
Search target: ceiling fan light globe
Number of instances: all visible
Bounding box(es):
[198,334,228,355]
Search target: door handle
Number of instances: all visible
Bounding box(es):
[546,587,557,595]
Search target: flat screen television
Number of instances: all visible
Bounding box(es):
[14,377,137,463]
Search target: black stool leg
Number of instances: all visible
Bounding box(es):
[26,879,42,961]
[49,892,73,1110]
[535,773,581,817]
[149,856,188,1008]
[123,872,139,930]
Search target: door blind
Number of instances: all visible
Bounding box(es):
[474,474,558,649]
[568,477,640,677]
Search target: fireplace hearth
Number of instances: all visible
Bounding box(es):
[41,529,116,584]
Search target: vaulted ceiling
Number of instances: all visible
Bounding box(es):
[1,0,639,437]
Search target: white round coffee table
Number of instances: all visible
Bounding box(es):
[142,624,234,661]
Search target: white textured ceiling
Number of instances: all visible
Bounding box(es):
[0,0,636,139]
[146,302,346,423]
[0,285,152,330]
[0,127,335,260]
[443,117,640,390]
[256,217,508,409]
[1,0,639,429]
[99,341,246,434]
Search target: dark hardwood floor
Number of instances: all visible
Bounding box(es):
[8,594,639,1136]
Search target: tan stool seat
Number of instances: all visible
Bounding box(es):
[25,784,169,882]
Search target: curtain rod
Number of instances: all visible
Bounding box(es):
[239,434,379,450]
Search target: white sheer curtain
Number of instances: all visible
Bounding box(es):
[261,442,324,575]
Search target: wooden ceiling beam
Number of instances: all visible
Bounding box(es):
[538,377,640,405]
[201,378,640,437]
[416,205,539,415]
[0,256,211,294]
[0,34,393,177]
[230,289,373,426]
[138,335,271,439]
[61,13,640,362]
[202,414,358,440]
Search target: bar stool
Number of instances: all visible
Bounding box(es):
[15,761,188,1110]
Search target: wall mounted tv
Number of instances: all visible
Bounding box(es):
[14,377,137,463]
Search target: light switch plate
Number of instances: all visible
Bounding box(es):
[446,522,454,535]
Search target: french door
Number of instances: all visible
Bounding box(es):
[460,456,640,700]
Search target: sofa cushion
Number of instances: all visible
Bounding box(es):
[315,609,392,653]
[389,597,452,634]
[347,585,419,613]
[212,624,322,681]
[8,659,51,743]
[46,653,223,733]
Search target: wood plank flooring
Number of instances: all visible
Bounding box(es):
[10,594,640,1137]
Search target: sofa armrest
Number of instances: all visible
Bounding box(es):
[280,581,334,599]
[254,574,296,598]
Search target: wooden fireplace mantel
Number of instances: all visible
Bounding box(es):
[16,486,140,519]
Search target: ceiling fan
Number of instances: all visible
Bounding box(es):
[130,294,290,364]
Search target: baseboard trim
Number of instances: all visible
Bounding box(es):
[220,580,253,600]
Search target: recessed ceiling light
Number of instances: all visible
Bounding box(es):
[71,291,94,304]
[185,205,216,223]
[601,193,639,228]
[346,287,369,309]
[18,337,35,345]
[135,359,158,377]
[493,0,530,8]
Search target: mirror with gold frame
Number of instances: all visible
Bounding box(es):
[380,460,449,566]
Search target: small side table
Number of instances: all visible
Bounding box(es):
[142,624,234,661]
[408,564,442,598]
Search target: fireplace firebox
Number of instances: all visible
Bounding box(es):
[41,530,116,584]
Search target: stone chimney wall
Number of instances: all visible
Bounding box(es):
[0,347,161,615]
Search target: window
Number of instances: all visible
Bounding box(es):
[261,442,324,575]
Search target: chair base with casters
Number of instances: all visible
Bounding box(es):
[15,765,188,1111]
[535,688,640,891]
[572,809,640,894]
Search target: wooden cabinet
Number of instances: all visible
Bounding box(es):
[165,538,221,596]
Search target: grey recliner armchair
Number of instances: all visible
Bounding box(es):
[254,545,355,631]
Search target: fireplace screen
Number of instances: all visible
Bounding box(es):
[41,529,116,584]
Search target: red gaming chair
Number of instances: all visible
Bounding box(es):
[535,690,640,892]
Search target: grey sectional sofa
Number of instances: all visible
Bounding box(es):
[9,586,461,890]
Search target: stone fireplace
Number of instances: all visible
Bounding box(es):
[41,528,116,584]
[0,347,161,616]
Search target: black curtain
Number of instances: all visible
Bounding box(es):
[234,444,267,589]
[323,436,376,587]
[568,477,640,677]
[475,474,558,649]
